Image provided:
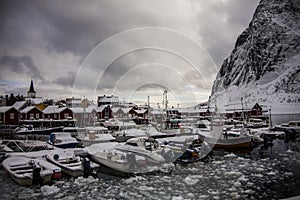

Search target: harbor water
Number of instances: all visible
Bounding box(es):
[1,138,300,200]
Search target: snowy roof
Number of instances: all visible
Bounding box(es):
[0,106,16,113]
[25,97,43,105]
[70,106,95,114]
[111,107,121,113]
[121,107,132,114]
[151,109,166,115]
[43,106,69,114]
[20,106,42,113]
[94,105,109,112]
[133,109,147,114]
[179,108,208,113]
[98,95,119,103]
[12,101,27,110]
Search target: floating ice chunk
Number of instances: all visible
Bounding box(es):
[138,186,156,191]
[199,195,209,199]
[41,185,60,196]
[208,189,219,195]
[253,173,263,178]
[172,196,184,200]
[212,160,225,165]
[225,171,242,177]
[234,181,242,187]
[187,193,195,198]
[244,189,255,195]
[224,153,237,158]
[287,149,293,153]
[184,176,199,185]
[124,176,146,184]
[74,176,98,185]
[246,182,254,187]
[284,172,293,176]
[238,175,249,182]
[267,171,277,175]
[54,193,64,199]
[229,192,240,199]
[256,167,265,172]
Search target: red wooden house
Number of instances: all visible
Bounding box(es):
[43,106,73,120]
[20,106,43,120]
[0,106,20,125]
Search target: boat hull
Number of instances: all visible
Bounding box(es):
[198,134,253,149]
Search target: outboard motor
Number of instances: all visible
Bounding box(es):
[32,162,43,185]
[82,157,91,178]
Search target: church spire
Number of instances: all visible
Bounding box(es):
[27,79,36,98]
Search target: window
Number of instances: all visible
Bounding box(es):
[36,113,40,119]
[54,114,57,119]
[10,113,14,119]
[30,113,34,119]
[64,113,69,119]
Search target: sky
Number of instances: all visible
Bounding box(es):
[0,0,260,108]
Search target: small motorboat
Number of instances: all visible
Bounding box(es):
[77,130,116,147]
[48,132,79,148]
[45,150,99,177]
[2,157,61,186]
[198,126,253,149]
[87,137,191,176]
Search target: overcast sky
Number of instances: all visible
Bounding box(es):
[0,0,260,107]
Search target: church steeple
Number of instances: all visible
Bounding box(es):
[27,79,36,98]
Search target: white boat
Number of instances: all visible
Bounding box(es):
[275,121,300,134]
[2,157,61,186]
[48,132,79,148]
[103,118,137,131]
[77,130,116,147]
[1,140,53,152]
[87,137,190,175]
[198,126,253,149]
[45,149,99,177]
[112,125,168,142]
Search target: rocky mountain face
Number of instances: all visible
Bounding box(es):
[210,0,300,111]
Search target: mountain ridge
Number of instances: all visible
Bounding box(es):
[209,0,300,112]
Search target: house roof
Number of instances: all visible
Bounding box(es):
[94,105,109,112]
[121,107,132,114]
[98,95,119,103]
[25,97,43,105]
[43,106,69,114]
[134,109,147,114]
[111,107,121,113]
[12,101,27,110]
[151,109,166,115]
[20,106,42,113]
[70,106,95,114]
[0,106,16,113]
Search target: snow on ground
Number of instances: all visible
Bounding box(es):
[1,139,300,199]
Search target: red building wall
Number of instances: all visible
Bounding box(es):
[3,108,20,125]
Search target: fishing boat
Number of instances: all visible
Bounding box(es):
[48,132,79,148]
[87,137,188,176]
[45,149,99,177]
[112,125,168,142]
[2,157,61,186]
[76,126,115,147]
[198,126,253,149]
[275,121,300,134]
[1,139,53,153]
[14,126,64,140]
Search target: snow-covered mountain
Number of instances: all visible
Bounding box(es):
[209,0,300,114]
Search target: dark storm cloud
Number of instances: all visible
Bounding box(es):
[0,55,44,81]
[193,0,260,67]
[0,0,261,104]
[54,72,76,87]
